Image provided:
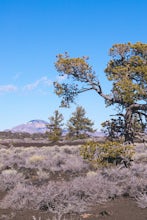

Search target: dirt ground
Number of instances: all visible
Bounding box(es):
[0,196,147,220]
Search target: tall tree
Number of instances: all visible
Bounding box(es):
[67,106,95,139]
[47,110,64,142]
[54,42,147,143]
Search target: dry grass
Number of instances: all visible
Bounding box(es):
[0,140,146,219]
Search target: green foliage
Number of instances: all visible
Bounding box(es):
[105,42,147,105]
[54,43,147,108]
[48,128,62,142]
[54,42,147,143]
[67,106,95,139]
[80,141,134,168]
[47,110,64,142]
[55,53,91,77]
[54,53,94,107]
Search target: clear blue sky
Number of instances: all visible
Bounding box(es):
[0,0,146,131]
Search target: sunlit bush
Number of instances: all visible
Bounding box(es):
[80,141,134,167]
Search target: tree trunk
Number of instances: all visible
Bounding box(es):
[124,108,134,143]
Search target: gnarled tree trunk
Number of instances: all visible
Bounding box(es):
[124,108,134,143]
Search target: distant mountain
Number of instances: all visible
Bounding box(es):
[10,119,105,136]
[88,131,105,137]
[11,120,48,134]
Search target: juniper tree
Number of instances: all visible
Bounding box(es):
[101,114,145,142]
[67,106,95,139]
[101,117,124,141]
[53,42,147,143]
[47,110,64,142]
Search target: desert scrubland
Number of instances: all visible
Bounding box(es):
[0,133,147,220]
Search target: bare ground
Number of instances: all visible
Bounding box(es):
[0,196,147,220]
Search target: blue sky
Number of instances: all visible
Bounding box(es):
[0,0,147,131]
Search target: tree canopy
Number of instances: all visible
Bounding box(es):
[67,106,95,139]
[54,42,147,142]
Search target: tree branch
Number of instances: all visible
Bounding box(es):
[78,87,93,94]
[131,103,147,111]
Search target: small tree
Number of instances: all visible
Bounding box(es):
[67,106,95,139]
[47,110,64,142]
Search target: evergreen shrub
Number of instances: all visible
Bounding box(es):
[80,141,134,168]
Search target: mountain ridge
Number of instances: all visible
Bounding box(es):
[11,119,48,134]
